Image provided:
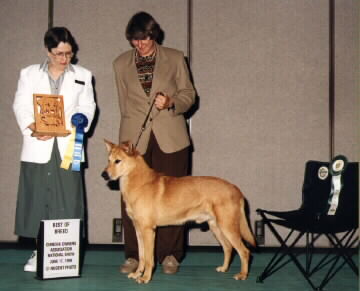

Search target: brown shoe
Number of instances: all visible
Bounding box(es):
[119,258,138,273]
[162,255,179,274]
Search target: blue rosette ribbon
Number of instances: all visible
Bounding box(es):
[71,113,88,171]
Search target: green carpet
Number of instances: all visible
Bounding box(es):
[0,248,357,291]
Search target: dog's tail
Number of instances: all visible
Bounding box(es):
[240,199,256,247]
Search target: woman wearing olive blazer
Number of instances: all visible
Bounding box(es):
[113,12,195,275]
[113,42,195,155]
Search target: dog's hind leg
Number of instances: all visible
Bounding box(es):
[218,219,250,280]
[208,220,232,273]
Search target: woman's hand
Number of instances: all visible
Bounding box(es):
[37,135,53,141]
[28,122,53,141]
[154,92,174,110]
[28,122,36,132]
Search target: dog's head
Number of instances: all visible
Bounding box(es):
[101,140,138,181]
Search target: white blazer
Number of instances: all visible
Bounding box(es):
[13,64,96,163]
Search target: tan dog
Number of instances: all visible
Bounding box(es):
[102,140,256,284]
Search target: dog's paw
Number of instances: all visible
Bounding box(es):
[136,275,151,284]
[216,266,228,273]
[128,271,141,280]
[233,272,248,280]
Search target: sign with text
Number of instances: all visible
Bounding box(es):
[37,219,82,280]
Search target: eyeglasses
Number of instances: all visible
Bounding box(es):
[51,51,73,59]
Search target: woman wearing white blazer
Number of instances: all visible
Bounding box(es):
[13,27,96,272]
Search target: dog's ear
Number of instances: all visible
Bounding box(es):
[121,141,136,156]
[127,142,135,155]
[104,139,115,152]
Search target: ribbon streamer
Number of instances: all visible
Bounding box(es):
[327,155,347,215]
[327,175,342,215]
[71,113,88,171]
[60,127,76,170]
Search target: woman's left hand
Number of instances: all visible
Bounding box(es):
[154,92,173,110]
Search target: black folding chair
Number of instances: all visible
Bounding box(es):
[256,156,359,291]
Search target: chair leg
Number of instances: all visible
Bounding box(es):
[307,233,335,276]
[311,231,358,290]
[257,212,358,291]
[298,230,358,291]
[327,230,359,274]
[257,229,302,281]
[256,214,318,290]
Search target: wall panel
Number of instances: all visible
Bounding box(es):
[333,1,359,159]
[190,0,330,245]
[0,0,48,241]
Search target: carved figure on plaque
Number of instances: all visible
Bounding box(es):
[33,93,71,137]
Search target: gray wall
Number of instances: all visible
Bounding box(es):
[1,0,49,242]
[0,0,358,246]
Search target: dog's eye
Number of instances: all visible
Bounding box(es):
[115,159,121,164]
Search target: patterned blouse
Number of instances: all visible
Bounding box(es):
[135,50,156,97]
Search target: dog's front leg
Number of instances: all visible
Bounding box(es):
[135,226,155,284]
[128,222,145,280]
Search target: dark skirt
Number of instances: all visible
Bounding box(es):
[15,139,84,238]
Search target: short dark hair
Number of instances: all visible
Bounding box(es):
[44,27,78,53]
[125,12,163,43]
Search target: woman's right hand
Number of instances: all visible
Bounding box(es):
[37,135,53,141]
[28,122,52,141]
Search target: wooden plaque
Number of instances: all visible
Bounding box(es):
[33,93,71,137]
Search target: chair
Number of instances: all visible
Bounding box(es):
[256,156,359,291]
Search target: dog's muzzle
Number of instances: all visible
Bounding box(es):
[101,170,110,181]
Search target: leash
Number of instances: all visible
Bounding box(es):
[134,92,163,149]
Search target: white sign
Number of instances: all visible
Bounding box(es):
[37,219,81,280]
